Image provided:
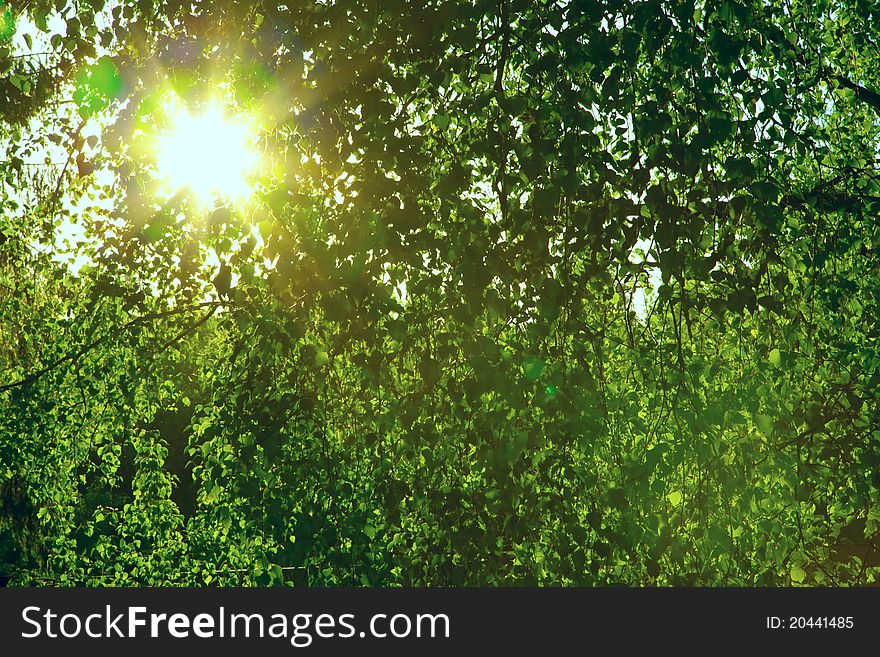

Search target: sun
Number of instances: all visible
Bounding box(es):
[154,97,258,205]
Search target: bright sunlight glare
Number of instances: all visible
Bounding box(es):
[155,98,258,205]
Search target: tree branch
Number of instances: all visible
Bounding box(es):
[832,74,880,113]
[0,302,226,393]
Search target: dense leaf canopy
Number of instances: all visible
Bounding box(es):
[1,0,879,585]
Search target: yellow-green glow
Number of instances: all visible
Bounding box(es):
[154,98,258,205]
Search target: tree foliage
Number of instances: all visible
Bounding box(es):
[1,0,879,585]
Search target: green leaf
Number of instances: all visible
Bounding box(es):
[522,356,544,381]
[754,413,774,436]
